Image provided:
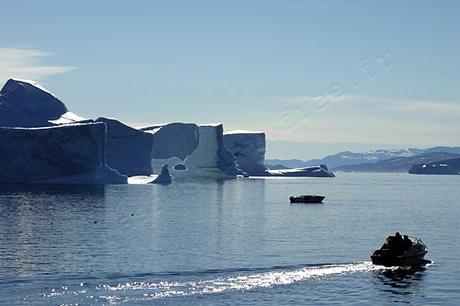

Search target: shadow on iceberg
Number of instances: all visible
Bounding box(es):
[151,164,172,185]
[0,79,165,184]
[96,117,153,177]
[0,78,84,127]
[0,123,127,185]
[224,130,267,176]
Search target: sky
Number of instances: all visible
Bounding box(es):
[0,0,459,159]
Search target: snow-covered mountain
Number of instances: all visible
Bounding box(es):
[334,152,460,173]
[266,147,460,170]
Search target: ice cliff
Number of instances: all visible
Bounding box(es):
[96,117,153,176]
[223,130,334,177]
[141,123,240,178]
[0,78,335,182]
[0,123,127,184]
[0,79,156,180]
[224,130,267,176]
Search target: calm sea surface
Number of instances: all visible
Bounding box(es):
[0,173,459,305]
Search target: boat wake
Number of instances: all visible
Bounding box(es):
[45,261,391,303]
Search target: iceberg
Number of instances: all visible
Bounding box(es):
[96,117,153,176]
[0,79,85,127]
[267,164,335,177]
[224,130,267,176]
[146,122,199,160]
[0,79,156,180]
[127,164,172,185]
[0,122,127,184]
[152,164,172,185]
[141,123,240,178]
[223,130,334,178]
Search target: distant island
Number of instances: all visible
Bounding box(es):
[266,147,460,174]
[409,158,460,175]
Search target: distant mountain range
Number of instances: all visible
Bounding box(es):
[265,146,460,173]
[334,152,460,173]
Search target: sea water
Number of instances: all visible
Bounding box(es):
[0,173,459,305]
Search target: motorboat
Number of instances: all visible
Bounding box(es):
[289,195,325,203]
[371,234,428,267]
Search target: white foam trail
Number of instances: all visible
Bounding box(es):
[96,262,386,300]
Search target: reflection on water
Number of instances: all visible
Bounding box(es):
[373,263,430,303]
[0,184,107,277]
[0,183,106,196]
[379,265,427,286]
[43,262,382,304]
[0,174,458,305]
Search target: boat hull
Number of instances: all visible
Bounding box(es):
[289,195,325,203]
[371,250,427,267]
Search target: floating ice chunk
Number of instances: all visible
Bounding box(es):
[151,164,172,185]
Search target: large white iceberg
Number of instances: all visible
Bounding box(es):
[224,130,267,176]
[140,123,240,178]
[0,122,127,184]
[96,117,153,176]
[267,165,335,177]
[0,79,84,127]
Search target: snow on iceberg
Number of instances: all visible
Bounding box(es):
[267,164,335,177]
[224,130,267,176]
[0,122,127,184]
[140,123,240,178]
[0,79,85,127]
[96,117,153,176]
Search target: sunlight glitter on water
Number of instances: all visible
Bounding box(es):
[62,262,389,302]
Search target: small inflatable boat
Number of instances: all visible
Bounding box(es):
[371,233,428,267]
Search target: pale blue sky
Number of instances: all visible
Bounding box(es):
[1,1,459,159]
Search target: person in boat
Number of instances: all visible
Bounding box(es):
[381,232,405,254]
[394,232,403,243]
[393,232,404,252]
[403,235,413,250]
